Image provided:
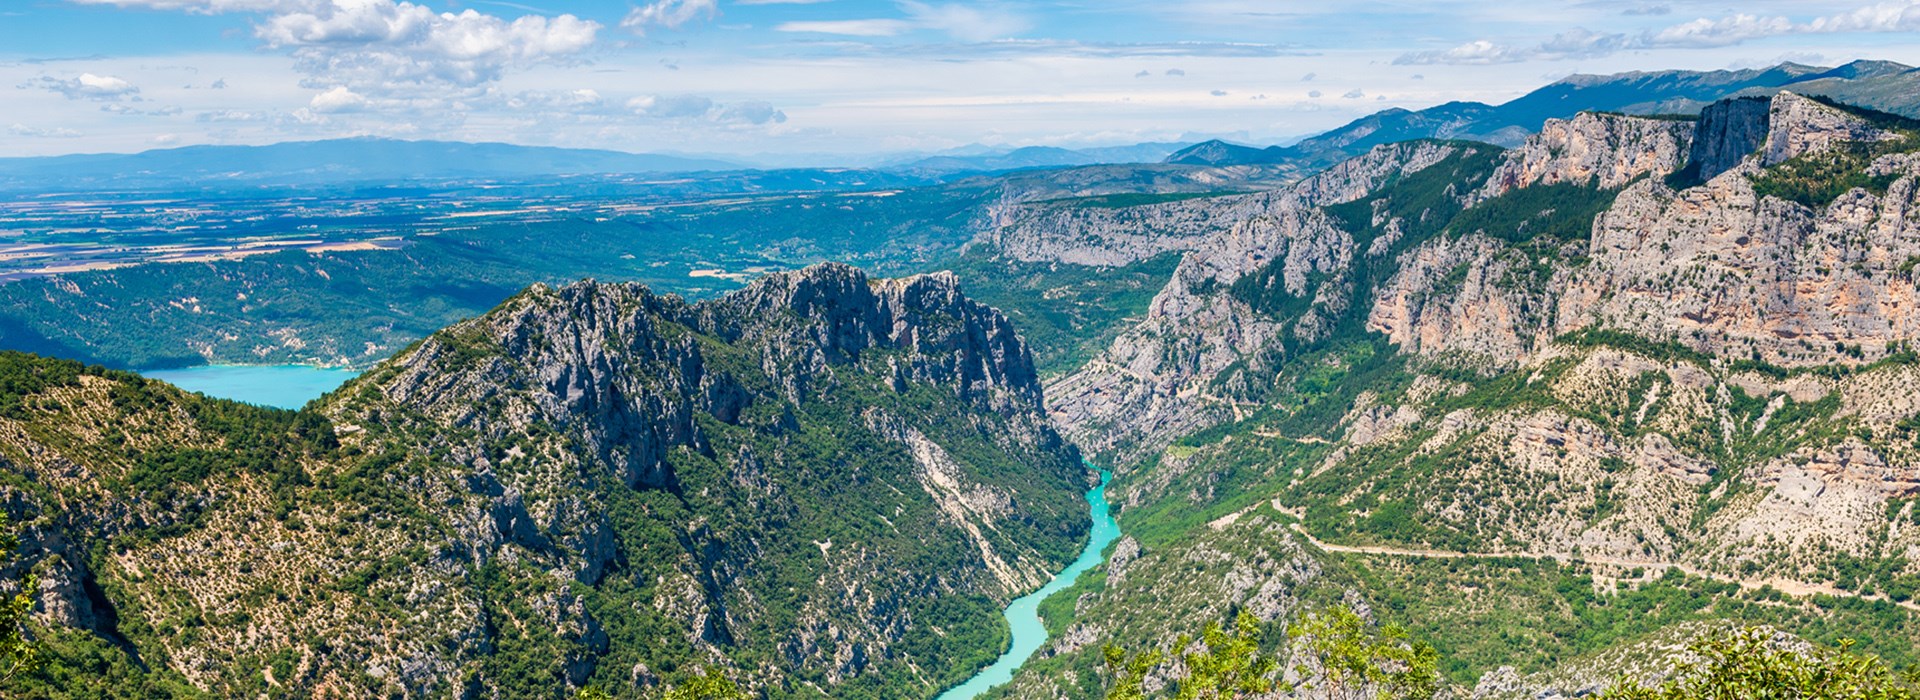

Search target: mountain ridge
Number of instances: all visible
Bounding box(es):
[0,263,1090,698]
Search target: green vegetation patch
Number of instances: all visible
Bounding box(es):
[944,246,1182,377]
[1447,182,1623,247]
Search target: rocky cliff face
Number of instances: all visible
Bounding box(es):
[1372,92,1920,368]
[1474,111,1693,200]
[1044,141,1485,464]
[1688,96,1772,181]
[0,264,1088,698]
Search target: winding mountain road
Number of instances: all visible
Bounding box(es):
[1245,498,1920,613]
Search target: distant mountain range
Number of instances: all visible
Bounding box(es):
[885,142,1191,174]
[0,137,743,190]
[0,137,1201,192]
[1167,59,1920,169]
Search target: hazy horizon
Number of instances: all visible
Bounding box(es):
[5,1,1920,159]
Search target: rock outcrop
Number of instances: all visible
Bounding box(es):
[1371,92,1920,367]
[1046,141,1487,463]
[1475,111,1694,200]
[0,264,1089,698]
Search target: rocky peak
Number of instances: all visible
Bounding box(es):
[1475,111,1693,200]
[355,263,1052,490]
[1689,92,1902,182]
[710,262,1042,407]
[1763,91,1901,165]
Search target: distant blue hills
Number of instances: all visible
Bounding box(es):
[0,137,745,191]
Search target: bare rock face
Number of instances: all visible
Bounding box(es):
[1689,96,1771,181]
[1762,91,1900,165]
[1048,141,1476,463]
[1372,92,1920,368]
[981,142,1460,269]
[1476,111,1694,200]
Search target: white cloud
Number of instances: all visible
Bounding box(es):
[716,100,788,125]
[627,94,787,124]
[1396,27,1627,65]
[1647,14,1794,47]
[775,2,1026,41]
[101,103,183,116]
[1342,88,1365,98]
[621,0,718,35]
[69,0,601,105]
[1398,1,1920,65]
[196,109,270,122]
[309,86,370,113]
[1808,1,1920,32]
[776,19,914,36]
[9,123,83,138]
[629,94,716,118]
[25,72,142,100]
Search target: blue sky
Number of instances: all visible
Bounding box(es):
[5,0,1920,160]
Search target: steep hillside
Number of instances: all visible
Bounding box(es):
[0,264,1090,698]
[982,91,1920,697]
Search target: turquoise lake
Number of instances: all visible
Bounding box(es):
[140,364,361,409]
[937,470,1121,700]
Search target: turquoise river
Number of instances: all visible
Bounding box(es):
[139,364,1123,698]
[937,470,1121,699]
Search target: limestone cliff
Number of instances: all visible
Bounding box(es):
[1045,141,1488,464]
[1372,92,1920,368]
[0,264,1088,698]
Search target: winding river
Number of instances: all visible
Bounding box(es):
[936,470,1121,700]
[142,364,1122,697]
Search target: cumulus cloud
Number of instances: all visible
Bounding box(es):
[1623,4,1671,15]
[9,123,82,138]
[1308,90,1322,98]
[24,73,141,100]
[1209,89,1227,96]
[1396,27,1627,65]
[72,0,601,101]
[260,3,600,94]
[1134,70,1151,78]
[309,86,371,113]
[1398,1,1920,65]
[1342,88,1365,98]
[621,0,718,35]
[1164,68,1185,76]
[1646,14,1794,47]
